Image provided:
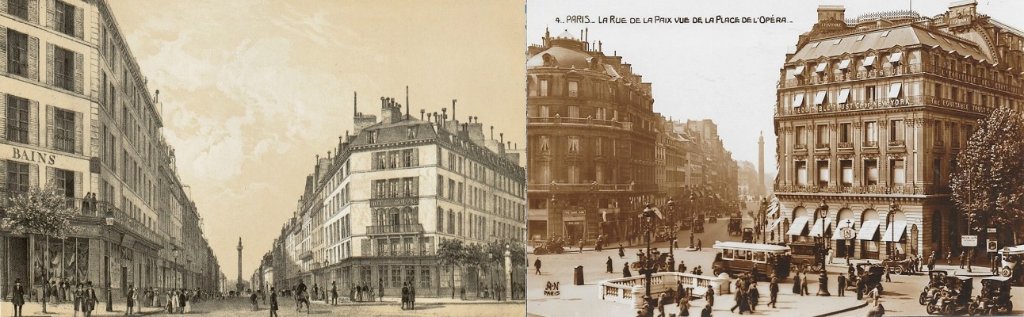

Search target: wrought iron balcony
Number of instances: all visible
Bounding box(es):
[366,223,424,235]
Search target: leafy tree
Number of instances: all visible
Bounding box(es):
[1,184,78,313]
[436,239,465,299]
[950,106,1024,245]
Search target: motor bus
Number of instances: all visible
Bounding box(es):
[712,241,792,280]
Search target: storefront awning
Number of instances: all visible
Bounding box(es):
[857,220,880,240]
[766,199,779,218]
[766,218,783,233]
[787,217,811,236]
[832,219,855,240]
[809,218,833,237]
[881,220,908,242]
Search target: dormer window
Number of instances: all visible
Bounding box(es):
[863,55,876,70]
[368,131,378,144]
[888,52,903,65]
[407,127,417,139]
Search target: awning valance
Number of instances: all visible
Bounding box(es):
[881,220,908,242]
[815,63,827,73]
[787,216,811,236]
[857,220,880,240]
[809,218,833,237]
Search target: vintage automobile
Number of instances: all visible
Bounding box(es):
[969,276,1013,315]
[728,216,743,236]
[926,275,973,315]
[692,218,705,233]
[881,254,914,275]
[533,238,565,255]
[741,228,754,243]
[919,270,948,305]
[788,240,822,273]
[851,263,885,296]
[998,245,1023,283]
[711,241,792,280]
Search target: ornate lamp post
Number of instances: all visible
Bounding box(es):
[887,201,898,260]
[640,203,656,299]
[759,198,769,244]
[816,199,831,296]
[667,198,676,253]
[688,193,697,249]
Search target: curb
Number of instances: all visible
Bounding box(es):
[813,301,869,317]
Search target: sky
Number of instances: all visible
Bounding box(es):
[107,0,525,279]
[527,0,1024,180]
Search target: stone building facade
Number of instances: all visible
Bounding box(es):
[773,2,1024,260]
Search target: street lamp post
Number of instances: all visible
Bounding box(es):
[688,193,696,249]
[760,198,769,244]
[640,203,656,301]
[888,201,898,261]
[816,199,831,296]
[667,198,676,253]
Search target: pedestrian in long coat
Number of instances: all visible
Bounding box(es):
[856,278,864,300]
[269,287,279,317]
[700,304,712,317]
[678,296,691,317]
[792,273,801,294]
[959,250,966,269]
[768,276,779,308]
[618,245,625,258]
[606,256,614,273]
[837,274,846,296]
[623,262,632,278]
[928,250,937,271]
[675,280,686,303]
[401,282,409,310]
[747,283,759,312]
[731,285,749,314]
[534,258,542,275]
[11,279,25,317]
[705,286,714,307]
[801,273,810,295]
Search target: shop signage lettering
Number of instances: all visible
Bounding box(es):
[11,147,56,165]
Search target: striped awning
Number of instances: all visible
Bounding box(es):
[766,218,783,233]
[787,217,811,236]
[809,218,833,237]
[881,220,908,242]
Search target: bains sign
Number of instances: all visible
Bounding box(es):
[10,146,57,165]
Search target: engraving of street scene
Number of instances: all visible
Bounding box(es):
[1,0,527,316]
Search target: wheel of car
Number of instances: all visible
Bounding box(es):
[919,292,927,305]
[999,267,1012,277]
[926,303,939,315]
[893,266,904,275]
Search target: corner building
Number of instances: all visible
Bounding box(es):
[268,96,526,297]
[773,2,1024,260]
[1,0,219,298]
[526,29,660,243]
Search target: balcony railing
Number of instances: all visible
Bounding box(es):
[794,144,808,150]
[815,143,831,150]
[94,201,163,245]
[527,182,659,193]
[366,249,436,257]
[774,183,943,195]
[862,141,878,148]
[777,95,997,117]
[781,63,1021,95]
[366,223,424,235]
[888,140,906,147]
[528,116,629,130]
[838,142,855,149]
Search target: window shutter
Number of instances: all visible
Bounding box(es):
[73,51,83,93]
[45,0,54,29]
[27,0,39,24]
[45,43,53,86]
[73,6,83,39]
[29,164,38,189]
[28,36,39,81]
[46,105,53,148]
[28,101,38,145]
[0,27,7,74]
[74,111,82,154]
[0,94,6,140]
[75,171,82,198]
[46,166,54,188]
[0,161,6,188]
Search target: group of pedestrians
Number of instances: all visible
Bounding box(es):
[400,281,417,310]
[8,278,99,317]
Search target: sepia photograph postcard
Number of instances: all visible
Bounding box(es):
[1,0,526,316]
[524,0,1024,317]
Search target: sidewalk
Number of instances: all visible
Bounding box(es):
[825,258,1001,276]
[2,301,164,317]
[297,296,524,306]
